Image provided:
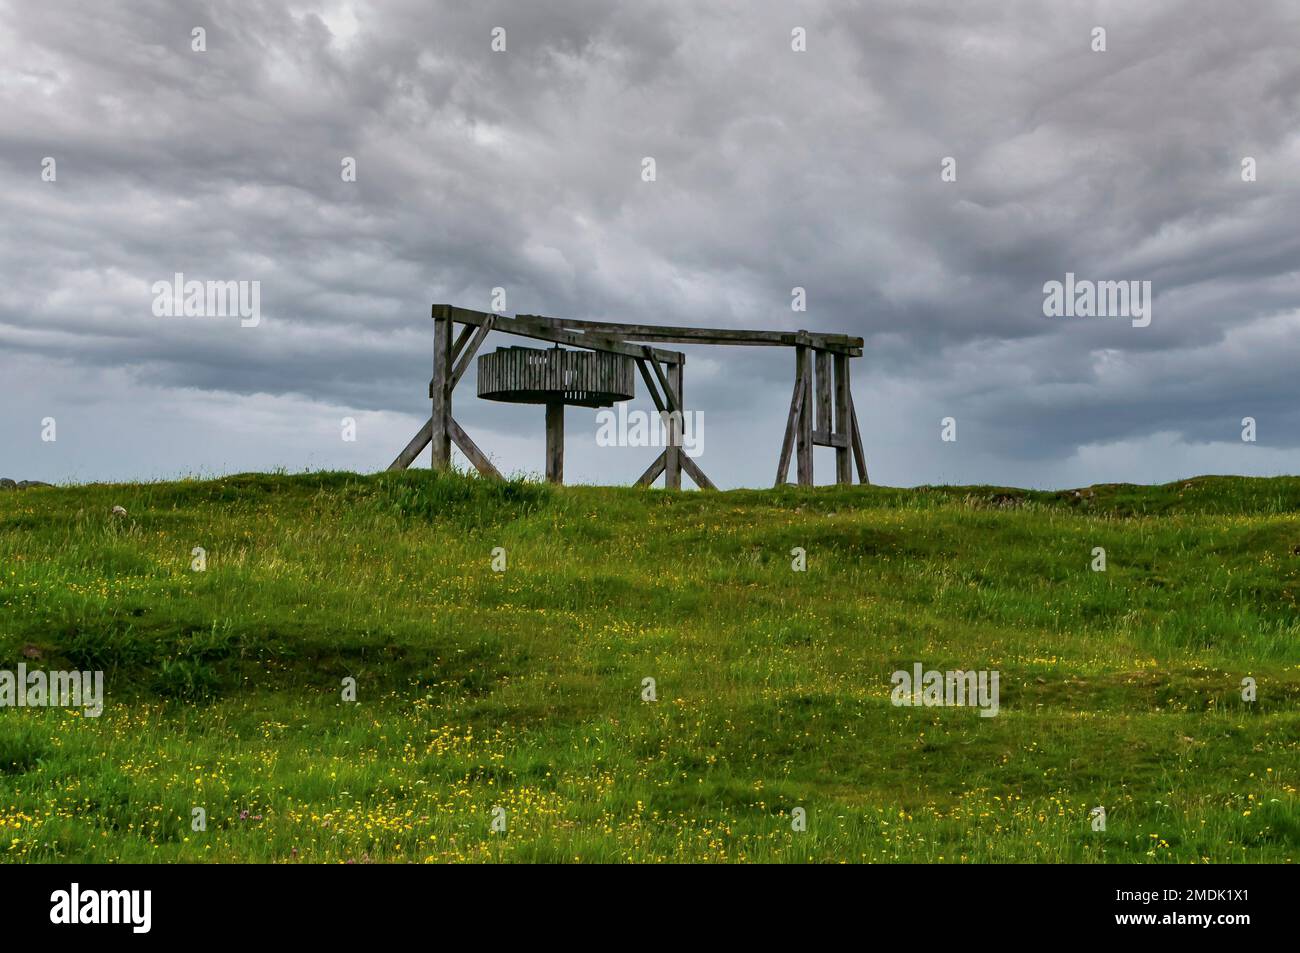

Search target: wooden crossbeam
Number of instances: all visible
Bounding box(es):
[526,314,863,354]
[440,306,685,364]
[812,430,849,448]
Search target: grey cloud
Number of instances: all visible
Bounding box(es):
[2,0,1298,486]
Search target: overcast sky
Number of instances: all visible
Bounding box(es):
[3,0,1298,489]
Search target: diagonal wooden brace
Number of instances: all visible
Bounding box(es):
[387,415,501,480]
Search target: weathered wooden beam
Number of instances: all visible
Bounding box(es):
[774,354,808,486]
[431,305,452,470]
[635,358,666,413]
[529,315,864,353]
[432,322,487,396]
[388,417,433,471]
[642,350,682,411]
[796,345,813,487]
[450,313,495,389]
[635,450,667,487]
[450,321,476,365]
[849,393,870,485]
[680,453,716,491]
[665,362,682,490]
[449,417,503,480]
[545,401,564,484]
[811,430,849,448]
[391,415,503,480]
[639,348,693,491]
[816,350,832,433]
[833,352,852,485]
[442,307,685,364]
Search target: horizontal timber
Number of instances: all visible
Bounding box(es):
[434,305,684,365]
[519,314,863,355]
[811,429,849,449]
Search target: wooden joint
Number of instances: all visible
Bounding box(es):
[812,430,849,449]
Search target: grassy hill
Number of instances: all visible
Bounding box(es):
[1,471,1296,863]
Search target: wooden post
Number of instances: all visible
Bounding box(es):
[431,305,452,470]
[796,345,813,487]
[545,400,564,483]
[816,350,832,434]
[665,361,682,490]
[833,352,852,485]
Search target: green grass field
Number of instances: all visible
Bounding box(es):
[0,471,1296,863]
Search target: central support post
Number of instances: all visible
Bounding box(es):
[431,305,452,470]
[665,361,683,490]
[796,345,813,486]
[545,400,564,484]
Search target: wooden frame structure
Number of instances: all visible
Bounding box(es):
[388,304,869,488]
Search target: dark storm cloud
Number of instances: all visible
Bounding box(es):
[2,0,1298,484]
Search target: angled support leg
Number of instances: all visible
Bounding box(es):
[449,417,503,480]
[679,454,716,491]
[849,394,870,485]
[775,350,809,486]
[389,417,432,471]
[635,450,668,487]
